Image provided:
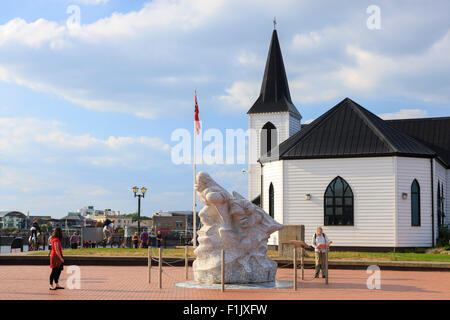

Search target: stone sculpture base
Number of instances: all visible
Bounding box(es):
[175,280,292,290]
[194,256,278,284]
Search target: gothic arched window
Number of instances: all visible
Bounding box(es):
[438,182,442,228]
[324,176,354,226]
[269,183,274,218]
[261,122,277,157]
[411,179,421,227]
[440,182,445,227]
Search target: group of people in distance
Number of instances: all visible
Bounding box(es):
[29,217,168,252]
[103,218,164,248]
[131,229,164,248]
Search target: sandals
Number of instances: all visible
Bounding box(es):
[49,285,64,290]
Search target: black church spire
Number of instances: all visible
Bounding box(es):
[247,29,300,118]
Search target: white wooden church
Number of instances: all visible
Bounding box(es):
[247,29,449,249]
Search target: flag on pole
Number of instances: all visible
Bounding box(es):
[193,90,200,248]
[194,90,201,135]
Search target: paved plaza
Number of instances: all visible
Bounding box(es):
[0,265,448,300]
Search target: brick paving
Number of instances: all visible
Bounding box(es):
[0,265,448,300]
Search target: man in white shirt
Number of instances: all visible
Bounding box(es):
[311,227,332,279]
[103,219,115,244]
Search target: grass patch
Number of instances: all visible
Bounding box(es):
[325,251,450,262]
[27,247,450,262]
[28,248,197,257]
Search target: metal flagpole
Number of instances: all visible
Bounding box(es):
[193,91,198,248]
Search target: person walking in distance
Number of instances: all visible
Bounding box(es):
[29,219,41,251]
[132,232,139,249]
[140,228,149,248]
[311,227,332,279]
[49,227,64,290]
[156,230,162,248]
[69,232,80,249]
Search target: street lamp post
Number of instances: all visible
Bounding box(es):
[132,186,147,235]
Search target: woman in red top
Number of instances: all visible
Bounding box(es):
[49,227,64,290]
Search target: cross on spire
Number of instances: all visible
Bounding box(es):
[273,16,277,30]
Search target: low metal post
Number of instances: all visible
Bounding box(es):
[158,247,162,289]
[221,250,225,292]
[325,247,329,285]
[148,246,151,283]
[293,247,297,291]
[185,245,189,280]
[301,247,304,281]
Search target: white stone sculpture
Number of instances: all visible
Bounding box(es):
[193,171,283,284]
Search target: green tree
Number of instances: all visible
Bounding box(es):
[123,212,151,221]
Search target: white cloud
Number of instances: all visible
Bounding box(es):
[71,0,109,5]
[87,186,109,196]
[213,169,246,181]
[0,18,65,48]
[334,45,394,91]
[204,166,248,197]
[378,109,428,120]
[237,51,264,67]
[287,29,450,105]
[292,31,322,50]
[0,0,227,118]
[219,81,259,112]
[0,117,169,164]
[0,1,449,117]
[76,156,125,167]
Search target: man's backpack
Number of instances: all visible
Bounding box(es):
[314,233,326,241]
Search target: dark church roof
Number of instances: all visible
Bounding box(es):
[247,30,301,119]
[266,98,440,164]
[387,117,450,167]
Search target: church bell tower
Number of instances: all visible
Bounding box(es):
[247,27,302,204]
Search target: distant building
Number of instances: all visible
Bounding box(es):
[77,205,121,218]
[59,213,85,234]
[91,214,133,230]
[29,216,52,225]
[125,219,153,236]
[152,211,200,233]
[0,211,27,229]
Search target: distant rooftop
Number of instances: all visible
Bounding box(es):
[0,211,26,218]
[153,210,193,217]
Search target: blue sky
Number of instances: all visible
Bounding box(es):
[0,0,449,218]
